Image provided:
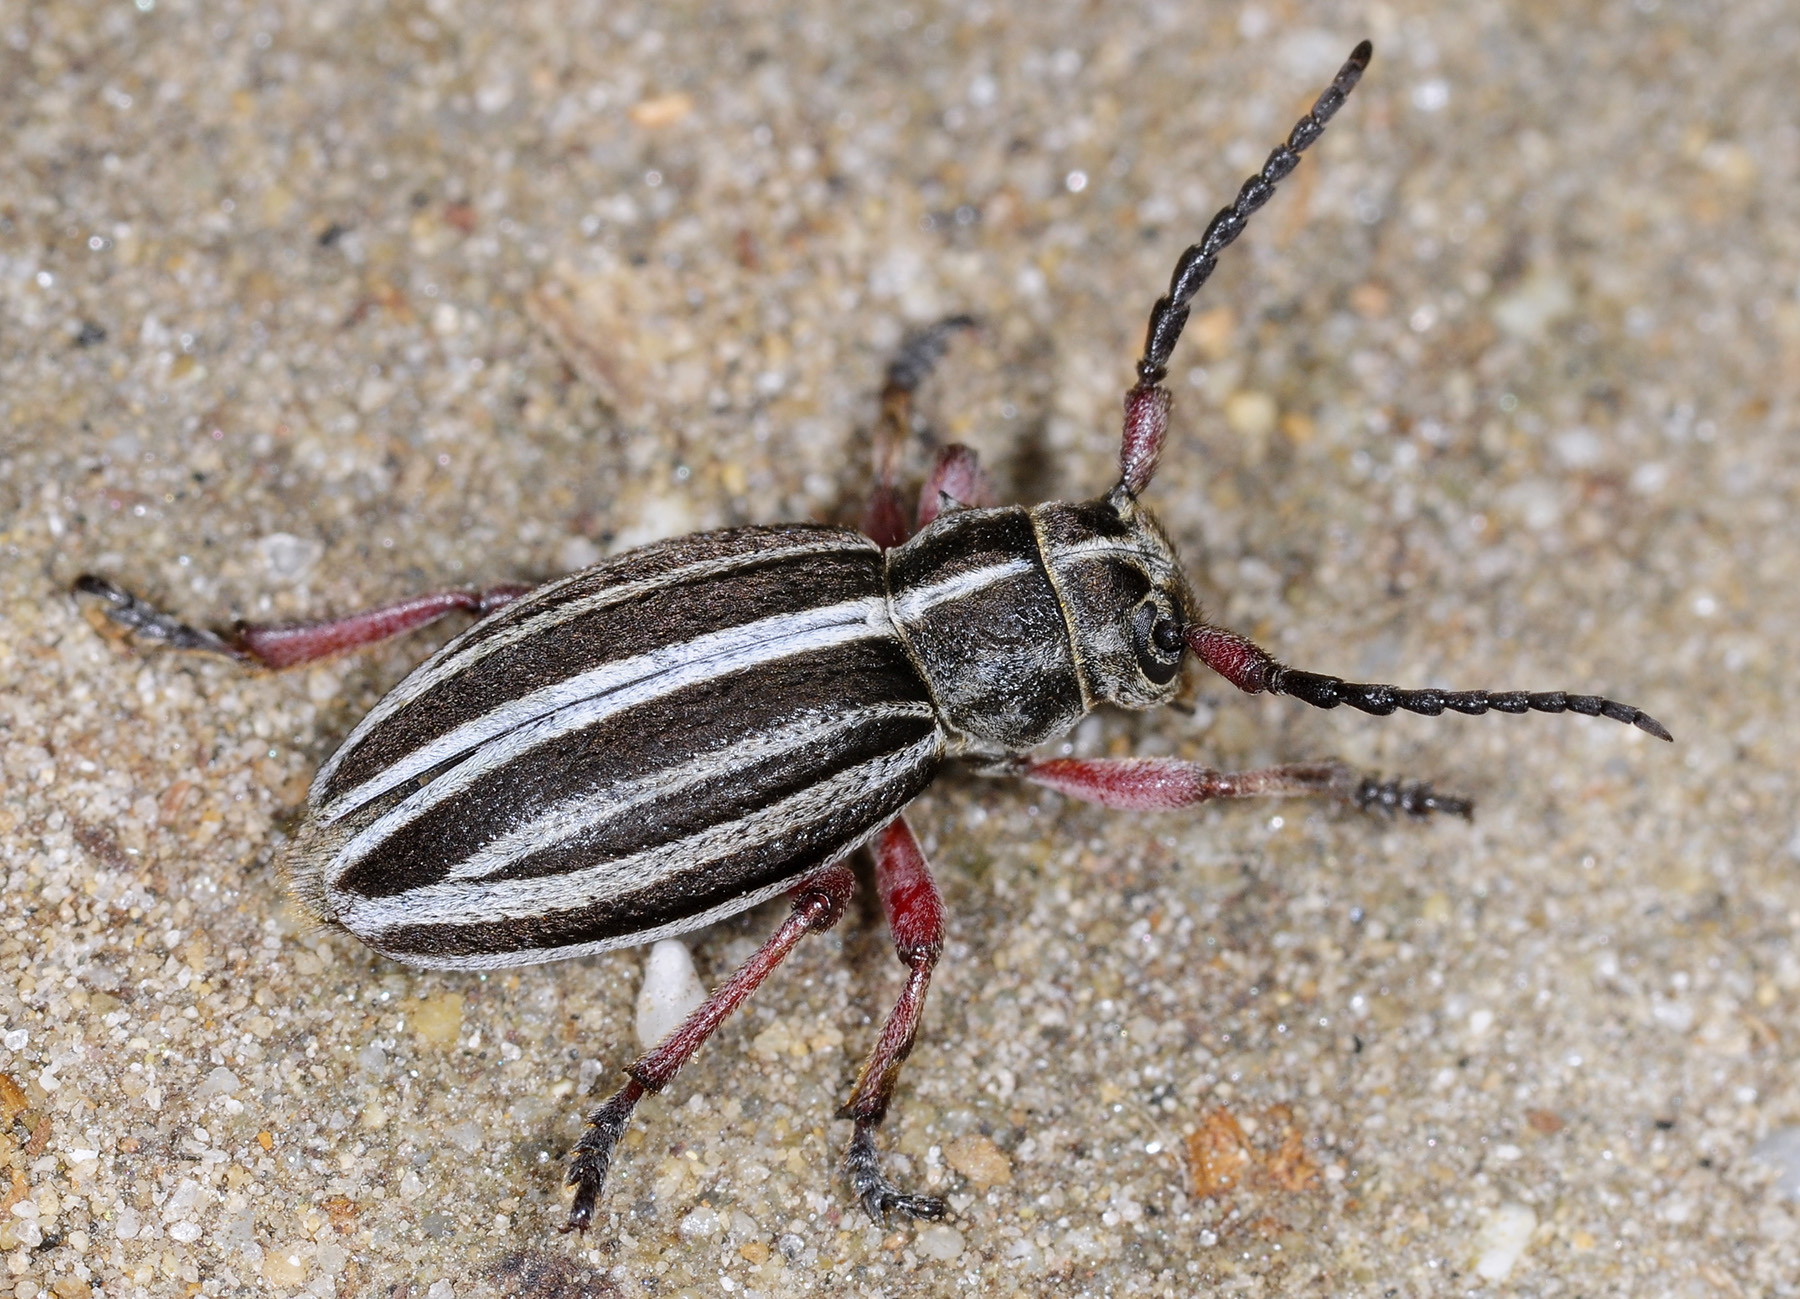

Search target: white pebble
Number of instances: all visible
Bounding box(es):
[1472,1201,1538,1280]
[1751,1127,1800,1199]
[916,1223,965,1261]
[637,939,707,1049]
[257,532,322,582]
[679,1205,720,1239]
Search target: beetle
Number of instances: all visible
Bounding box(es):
[73,40,1669,1233]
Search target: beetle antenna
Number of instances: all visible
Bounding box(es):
[1118,40,1372,497]
[1184,622,1673,742]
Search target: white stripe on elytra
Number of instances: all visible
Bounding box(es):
[888,557,1033,625]
[325,701,934,889]
[313,533,875,798]
[334,735,942,938]
[316,595,895,826]
[364,870,808,971]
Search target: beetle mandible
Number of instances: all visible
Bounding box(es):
[74,41,1670,1233]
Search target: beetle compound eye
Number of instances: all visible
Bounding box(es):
[1132,601,1183,684]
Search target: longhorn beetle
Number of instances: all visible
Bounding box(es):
[74,41,1670,1232]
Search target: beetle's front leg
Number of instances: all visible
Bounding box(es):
[998,755,1472,818]
[564,863,856,1233]
[839,816,948,1222]
[72,575,531,669]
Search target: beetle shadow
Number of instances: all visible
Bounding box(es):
[484,1246,623,1297]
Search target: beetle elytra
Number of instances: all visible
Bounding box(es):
[74,40,1669,1233]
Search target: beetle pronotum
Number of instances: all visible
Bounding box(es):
[74,41,1669,1233]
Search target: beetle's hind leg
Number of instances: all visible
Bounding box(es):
[860,316,979,549]
[72,574,530,669]
[839,817,948,1223]
[564,864,857,1233]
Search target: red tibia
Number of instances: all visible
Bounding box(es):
[630,863,855,1093]
[1013,756,1352,810]
[861,486,912,551]
[862,379,914,550]
[1182,622,1277,695]
[232,585,532,669]
[1118,383,1172,496]
[842,817,943,1124]
[916,444,997,530]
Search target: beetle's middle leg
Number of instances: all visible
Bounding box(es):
[564,863,856,1233]
[839,815,948,1223]
[1002,756,1473,819]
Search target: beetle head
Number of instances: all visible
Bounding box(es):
[1031,488,1196,713]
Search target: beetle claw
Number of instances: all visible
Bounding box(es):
[844,1120,946,1225]
[72,574,247,659]
[562,1080,646,1233]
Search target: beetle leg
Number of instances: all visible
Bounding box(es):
[1183,621,1672,742]
[564,863,856,1233]
[860,316,978,549]
[1001,756,1473,819]
[915,444,998,531]
[839,816,948,1223]
[72,575,531,669]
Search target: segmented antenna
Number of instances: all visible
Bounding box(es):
[1117,42,1371,496]
[1184,623,1674,742]
[1135,40,1371,386]
[1269,668,1674,741]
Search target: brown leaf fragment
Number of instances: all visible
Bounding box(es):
[323,1194,359,1232]
[1185,1107,1252,1197]
[1267,1126,1321,1192]
[0,1168,27,1219]
[0,1072,27,1124]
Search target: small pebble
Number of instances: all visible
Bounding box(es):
[1472,1201,1537,1280]
[1224,390,1277,439]
[679,1205,721,1239]
[637,939,708,1049]
[916,1223,965,1261]
[261,1251,307,1286]
[412,993,464,1046]
[944,1134,1013,1190]
[1751,1127,1800,1199]
[1491,271,1574,339]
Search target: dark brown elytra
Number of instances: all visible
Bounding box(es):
[71,40,1670,1234]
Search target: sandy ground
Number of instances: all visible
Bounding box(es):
[3,0,1798,1295]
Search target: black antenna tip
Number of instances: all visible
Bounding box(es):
[1637,714,1674,743]
[1349,39,1374,68]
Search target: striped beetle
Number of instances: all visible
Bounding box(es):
[74,41,1670,1233]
